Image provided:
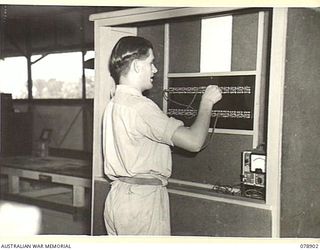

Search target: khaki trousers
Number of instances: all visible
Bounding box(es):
[104,180,170,235]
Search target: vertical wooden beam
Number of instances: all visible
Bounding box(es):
[162,23,169,113]
[92,26,137,178]
[0,6,6,59]
[25,19,33,102]
[252,11,265,148]
[81,10,87,101]
[80,11,89,152]
[90,23,137,234]
[73,185,86,207]
[82,52,86,100]
[8,175,19,194]
[81,51,89,152]
[266,7,288,238]
[26,55,32,100]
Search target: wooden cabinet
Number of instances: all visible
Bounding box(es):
[89,7,287,237]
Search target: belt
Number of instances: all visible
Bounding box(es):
[118,176,163,186]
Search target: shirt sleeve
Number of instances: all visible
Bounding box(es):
[135,99,184,146]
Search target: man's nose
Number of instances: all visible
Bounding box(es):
[152,64,158,73]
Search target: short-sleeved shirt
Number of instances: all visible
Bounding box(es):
[102,85,183,184]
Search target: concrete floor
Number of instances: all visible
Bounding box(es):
[0,175,91,235]
[37,191,91,235]
[39,201,91,235]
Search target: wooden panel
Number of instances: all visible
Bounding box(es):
[232,13,259,71]
[280,8,320,238]
[170,192,271,236]
[92,26,137,178]
[169,18,201,73]
[91,179,109,235]
[0,94,14,156]
[12,112,33,156]
[91,179,270,236]
[90,7,241,26]
[171,134,252,185]
[138,24,165,109]
[32,105,85,151]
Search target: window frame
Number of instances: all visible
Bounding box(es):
[1,50,94,100]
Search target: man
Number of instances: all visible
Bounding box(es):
[102,36,222,235]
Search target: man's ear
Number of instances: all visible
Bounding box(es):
[132,59,140,73]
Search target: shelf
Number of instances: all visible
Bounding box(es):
[94,177,269,210]
[168,182,269,210]
[167,71,257,77]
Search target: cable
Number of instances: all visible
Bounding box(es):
[163,88,219,151]
[244,188,264,199]
[199,115,219,152]
[211,183,241,196]
[162,90,198,110]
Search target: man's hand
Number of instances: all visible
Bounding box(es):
[202,85,222,105]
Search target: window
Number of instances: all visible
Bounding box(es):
[200,16,233,73]
[1,51,94,99]
[32,52,83,99]
[84,50,95,99]
[0,56,28,99]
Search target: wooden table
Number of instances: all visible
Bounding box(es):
[0,156,91,207]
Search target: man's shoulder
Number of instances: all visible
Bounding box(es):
[134,96,160,112]
[114,93,158,111]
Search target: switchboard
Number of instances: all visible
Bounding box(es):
[164,74,256,131]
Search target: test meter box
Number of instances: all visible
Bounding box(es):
[240,151,266,200]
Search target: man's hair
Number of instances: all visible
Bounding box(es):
[109,36,153,84]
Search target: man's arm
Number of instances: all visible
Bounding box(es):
[171,85,222,152]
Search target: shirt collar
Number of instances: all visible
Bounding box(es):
[116,84,142,97]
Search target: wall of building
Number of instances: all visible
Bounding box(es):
[13,100,93,156]
[280,8,320,237]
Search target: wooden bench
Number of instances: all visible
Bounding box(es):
[0,156,91,208]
